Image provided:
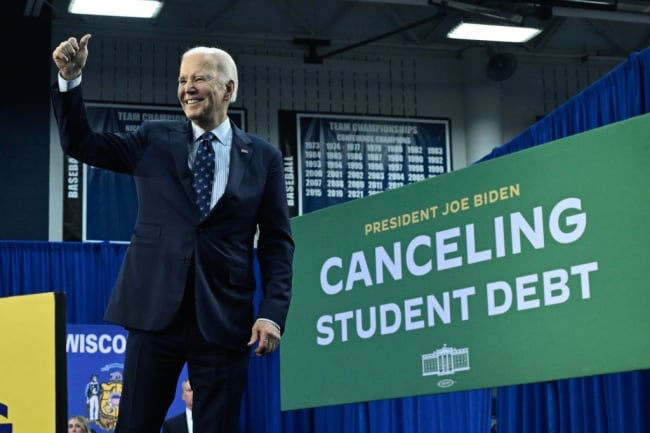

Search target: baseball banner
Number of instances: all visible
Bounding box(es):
[278,111,451,216]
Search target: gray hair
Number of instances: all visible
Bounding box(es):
[182,46,239,102]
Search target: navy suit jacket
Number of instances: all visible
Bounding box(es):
[162,412,189,433]
[161,412,189,433]
[52,84,294,350]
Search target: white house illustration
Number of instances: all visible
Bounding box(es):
[421,343,470,376]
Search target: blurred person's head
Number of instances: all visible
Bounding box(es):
[68,415,90,433]
[182,379,193,410]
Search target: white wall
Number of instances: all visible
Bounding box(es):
[48,28,623,240]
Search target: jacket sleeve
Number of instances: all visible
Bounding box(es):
[255,146,295,332]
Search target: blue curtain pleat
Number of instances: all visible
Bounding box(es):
[602,371,650,433]
[496,383,551,433]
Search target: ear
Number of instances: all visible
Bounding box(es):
[224,80,235,101]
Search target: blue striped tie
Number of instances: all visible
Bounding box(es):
[192,132,215,219]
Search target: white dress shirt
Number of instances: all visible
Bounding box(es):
[189,120,232,208]
[185,408,193,433]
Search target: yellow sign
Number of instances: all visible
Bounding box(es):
[0,293,65,432]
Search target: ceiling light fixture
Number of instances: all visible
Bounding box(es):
[447,22,542,43]
[68,0,163,18]
[559,0,616,6]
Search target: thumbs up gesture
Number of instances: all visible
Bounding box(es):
[52,33,92,80]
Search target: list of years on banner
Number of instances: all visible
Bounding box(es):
[302,120,447,201]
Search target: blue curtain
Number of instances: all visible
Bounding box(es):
[0,240,126,323]
[479,46,650,433]
[478,47,650,162]
[0,240,490,433]
[495,373,650,433]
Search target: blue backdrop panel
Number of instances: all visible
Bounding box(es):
[66,324,189,432]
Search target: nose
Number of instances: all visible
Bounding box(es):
[179,80,197,91]
[181,84,198,96]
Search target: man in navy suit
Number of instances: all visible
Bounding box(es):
[52,34,294,433]
[162,379,193,433]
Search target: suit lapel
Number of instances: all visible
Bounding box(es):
[221,122,253,201]
[183,412,190,433]
[170,122,195,205]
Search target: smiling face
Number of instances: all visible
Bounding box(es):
[177,52,234,131]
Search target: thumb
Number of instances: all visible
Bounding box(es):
[247,329,260,346]
[79,33,92,50]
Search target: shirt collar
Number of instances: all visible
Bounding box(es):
[192,118,232,146]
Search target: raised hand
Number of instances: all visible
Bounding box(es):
[52,34,92,80]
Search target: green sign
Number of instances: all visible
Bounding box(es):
[280,113,650,411]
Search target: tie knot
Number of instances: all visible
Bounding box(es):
[199,132,215,144]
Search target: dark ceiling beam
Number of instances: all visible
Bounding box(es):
[295,9,444,63]
[379,4,423,44]
[420,19,445,43]
[23,0,46,16]
[428,0,526,24]
[273,0,317,36]
[534,0,617,11]
[318,2,357,34]
[552,5,650,23]
[204,0,240,32]
[584,18,632,55]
